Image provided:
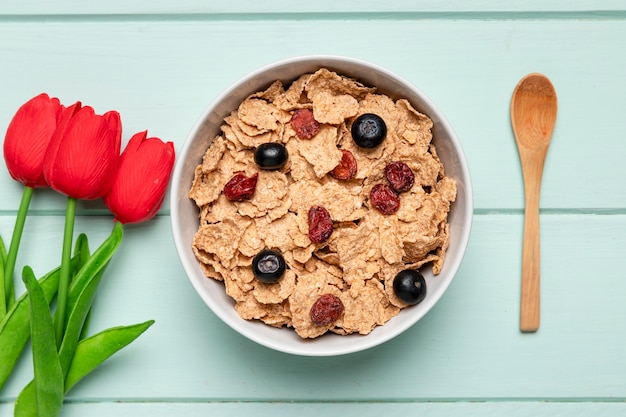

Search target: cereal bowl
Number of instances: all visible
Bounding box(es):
[170,55,473,356]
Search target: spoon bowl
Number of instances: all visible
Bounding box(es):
[510,73,558,333]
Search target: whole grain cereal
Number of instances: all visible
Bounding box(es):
[189,68,456,338]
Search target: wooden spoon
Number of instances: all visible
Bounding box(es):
[510,73,558,333]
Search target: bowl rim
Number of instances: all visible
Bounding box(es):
[170,54,474,356]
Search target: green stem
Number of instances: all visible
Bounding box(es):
[54,197,77,347]
[2,186,34,318]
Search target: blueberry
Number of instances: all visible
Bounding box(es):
[392,269,427,305]
[252,249,286,283]
[254,142,288,170]
[351,113,387,148]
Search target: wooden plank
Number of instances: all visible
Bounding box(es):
[2,401,626,417]
[1,2,622,415]
[0,18,625,211]
[1,0,625,16]
[1,213,625,401]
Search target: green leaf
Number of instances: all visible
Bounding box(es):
[73,233,90,263]
[0,260,76,392]
[64,320,155,393]
[79,309,92,341]
[22,267,64,417]
[13,380,36,417]
[0,234,7,319]
[67,223,122,304]
[73,233,92,340]
[16,321,155,416]
[0,234,6,263]
[58,222,123,377]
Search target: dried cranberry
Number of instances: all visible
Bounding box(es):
[224,172,258,201]
[290,108,320,139]
[370,183,400,214]
[385,161,415,193]
[308,205,333,243]
[310,294,344,326]
[330,149,358,180]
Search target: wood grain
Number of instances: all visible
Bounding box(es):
[0,2,625,414]
[3,401,626,417]
[1,0,625,16]
[1,19,625,211]
[511,74,557,332]
[2,215,626,402]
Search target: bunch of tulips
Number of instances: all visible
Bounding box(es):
[0,93,175,416]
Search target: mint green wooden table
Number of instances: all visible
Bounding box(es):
[2,2,626,415]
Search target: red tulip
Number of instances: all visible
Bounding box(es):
[43,102,122,200]
[104,131,175,224]
[3,93,64,188]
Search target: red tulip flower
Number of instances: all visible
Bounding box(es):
[104,131,175,224]
[3,93,64,188]
[44,102,122,200]
[2,93,64,316]
[1,95,163,406]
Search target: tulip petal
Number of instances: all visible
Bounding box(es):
[43,102,82,192]
[44,106,121,200]
[3,93,64,188]
[104,132,175,224]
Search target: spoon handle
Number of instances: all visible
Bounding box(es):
[520,160,543,332]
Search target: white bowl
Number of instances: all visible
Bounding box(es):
[170,55,473,356]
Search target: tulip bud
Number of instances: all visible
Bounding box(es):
[43,102,122,200]
[104,131,175,224]
[3,93,64,188]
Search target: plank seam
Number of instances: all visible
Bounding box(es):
[0,11,626,22]
[1,397,624,404]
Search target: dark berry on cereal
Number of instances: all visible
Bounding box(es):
[310,294,344,326]
[224,172,258,201]
[252,249,286,283]
[370,183,400,214]
[385,161,415,193]
[291,108,320,139]
[351,113,387,148]
[254,142,288,170]
[308,206,333,243]
[330,149,358,180]
[393,269,427,305]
